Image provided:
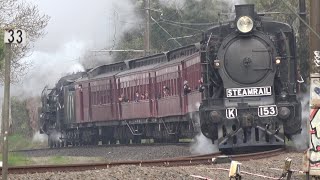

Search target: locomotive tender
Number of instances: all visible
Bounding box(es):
[39,4,302,151]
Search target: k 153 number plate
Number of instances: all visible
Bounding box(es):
[258,105,278,117]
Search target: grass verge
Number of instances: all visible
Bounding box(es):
[8,134,47,151]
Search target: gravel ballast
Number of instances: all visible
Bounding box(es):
[20,144,192,161]
[9,152,305,180]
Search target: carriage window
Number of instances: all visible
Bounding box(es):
[174,79,177,95]
[102,87,105,104]
[92,89,97,105]
[96,87,99,105]
[105,89,109,103]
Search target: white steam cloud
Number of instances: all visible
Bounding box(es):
[32,131,48,143]
[190,133,219,154]
[12,40,87,97]
[189,110,218,155]
[292,93,309,151]
[11,0,140,98]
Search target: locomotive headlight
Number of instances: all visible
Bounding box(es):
[236,16,254,33]
[280,91,288,100]
[213,60,220,68]
[275,57,281,64]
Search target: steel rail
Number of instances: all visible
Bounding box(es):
[2,148,286,175]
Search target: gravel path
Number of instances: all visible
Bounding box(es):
[8,152,305,180]
[19,144,193,161]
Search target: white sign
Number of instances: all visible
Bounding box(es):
[258,105,278,117]
[226,86,272,98]
[314,51,320,67]
[226,108,237,119]
[4,29,26,44]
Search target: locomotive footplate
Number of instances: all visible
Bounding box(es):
[200,103,299,150]
[217,110,285,150]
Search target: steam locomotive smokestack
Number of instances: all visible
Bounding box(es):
[235,4,255,19]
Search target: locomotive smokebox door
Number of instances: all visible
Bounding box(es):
[311,73,320,108]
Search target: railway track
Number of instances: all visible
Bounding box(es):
[3,148,286,174]
[10,142,190,153]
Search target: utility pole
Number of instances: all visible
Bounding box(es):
[299,0,306,29]
[1,43,11,180]
[310,0,320,72]
[298,0,306,92]
[144,0,150,56]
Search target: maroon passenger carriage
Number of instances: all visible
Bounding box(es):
[40,45,203,147]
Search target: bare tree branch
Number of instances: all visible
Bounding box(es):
[0,0,50,83]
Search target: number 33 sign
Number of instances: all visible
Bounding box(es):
[4,29,26,44]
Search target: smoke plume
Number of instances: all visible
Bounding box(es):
[291,93,309,151]
[32,131,48,143]
[189,104,219,155]
[190,133,219,154]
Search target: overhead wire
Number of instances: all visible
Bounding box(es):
[160,0,188,21]
[162,19,219,26]
[150,16,182,47]
[160,20,204,32]
[280,0,320,40]
[166,33,202,42]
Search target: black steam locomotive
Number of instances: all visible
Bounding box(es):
[199,4,302,150]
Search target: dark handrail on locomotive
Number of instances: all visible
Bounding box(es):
[39,4,302,151]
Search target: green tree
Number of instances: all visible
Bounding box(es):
[11,97,33,136]
[114,0,229,61]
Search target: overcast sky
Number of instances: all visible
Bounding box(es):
[31,0,139,52]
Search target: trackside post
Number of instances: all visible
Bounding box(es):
[2,28,26,180]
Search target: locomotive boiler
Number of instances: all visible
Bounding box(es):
[199,4,302,150]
